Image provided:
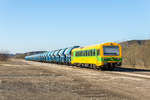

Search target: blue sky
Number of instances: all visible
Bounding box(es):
[0,0,150,53]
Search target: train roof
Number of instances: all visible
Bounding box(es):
[72,42,120,51]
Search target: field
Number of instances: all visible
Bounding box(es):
[0,59,150,100]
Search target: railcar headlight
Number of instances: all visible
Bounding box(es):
[117,58,120,60]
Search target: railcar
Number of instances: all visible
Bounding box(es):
[71,42,122,70]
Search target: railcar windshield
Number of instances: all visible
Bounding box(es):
[103,46,119,56]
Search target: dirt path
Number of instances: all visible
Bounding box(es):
[0,59,150,100]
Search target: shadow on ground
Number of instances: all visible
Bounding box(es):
[113,67,150,72]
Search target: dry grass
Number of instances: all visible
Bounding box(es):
[0,59,145,100]
[121,40,150,68]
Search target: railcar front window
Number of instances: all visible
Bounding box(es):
[103,46,119,56]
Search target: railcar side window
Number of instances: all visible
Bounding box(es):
[88,50,90,56]
[79,51,81,56]
[93,49,95,56]
[82,51,84,56]
[86,51,87,56]
[89,50,91,56]
[87,50,88,56]
[90,50,92,56]
[83,51,85,56]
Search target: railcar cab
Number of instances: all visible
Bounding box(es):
[101,42,122,67]
[64,46,80,64]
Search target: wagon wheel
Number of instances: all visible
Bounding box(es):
[92,64,97,70]
[100,66,107,71]
[96,66,100,70]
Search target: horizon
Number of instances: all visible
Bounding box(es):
[0,0,150,53]
[4,39,150,54]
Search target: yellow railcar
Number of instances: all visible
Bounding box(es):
[71,42,122,70]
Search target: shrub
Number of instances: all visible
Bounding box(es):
[0,53,9,61]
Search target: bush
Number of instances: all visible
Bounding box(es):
[0,53,9,61]
[15,54,26,59]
